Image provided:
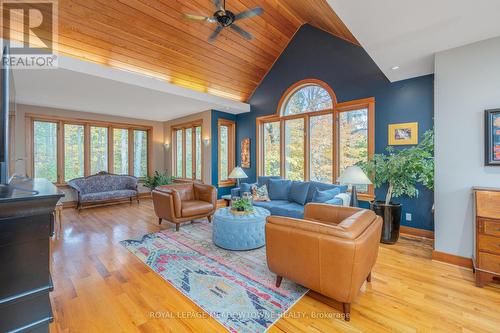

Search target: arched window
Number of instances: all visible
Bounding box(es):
[257,79,375,198]
[282,84,334,116]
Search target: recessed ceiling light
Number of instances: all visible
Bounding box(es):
[391,66,400,70]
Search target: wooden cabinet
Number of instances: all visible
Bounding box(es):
[474,188,500,287]
[0,179,63,332]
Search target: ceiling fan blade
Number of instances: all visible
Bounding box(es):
[184,13,209,21]
[230,24,253,40]
[235,7,264,20]
[208,26,223,43]
[214,0,223,10]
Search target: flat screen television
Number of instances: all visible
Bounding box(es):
[0,46,16,185]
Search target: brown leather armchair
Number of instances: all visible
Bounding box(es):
[265,204,382,321]
[152,183,217,231]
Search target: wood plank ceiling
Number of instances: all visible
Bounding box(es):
[4,0,358,102]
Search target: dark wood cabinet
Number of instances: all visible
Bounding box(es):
[473,188,500,287]
[0,179,63,333]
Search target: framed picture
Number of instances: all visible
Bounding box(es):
[241,138,250,168]
[388,122,418,145]
[485,109,500,166]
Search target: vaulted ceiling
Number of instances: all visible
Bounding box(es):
[4,0,357,102]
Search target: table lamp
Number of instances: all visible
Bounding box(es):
[228,166,248,187]
[337,166,372,207]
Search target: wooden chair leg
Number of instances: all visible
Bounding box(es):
[130,197,132,205]
[343,303,351,321]
[158,218,162,225]
[367,272,372,282]
[137,195,140,204]
[276,275,283,288]
[207,215,212,223]
[175,224,180,232]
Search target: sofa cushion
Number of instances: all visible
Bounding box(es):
[251,184,270,201]
[288,181,310,205]
[257,176,281,188]
[312,187,341,203]
[306,181,348,203]
[70,174,137,194]
[253,200,303,219]
[80,189,137,202]
[239,182,253,195]
[324,197,344,206]
[181,200,214,217]
[268,179,292,200]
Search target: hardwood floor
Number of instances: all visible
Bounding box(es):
[49,200,500,333]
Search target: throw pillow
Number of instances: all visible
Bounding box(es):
[239,182,253,195]
[312,187,341,203]
[268,179,292,200]
[251,184,270,202]
[325,197,344,206]
[288,181,310,205]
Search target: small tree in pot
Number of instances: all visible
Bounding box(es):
[360,130,434,244]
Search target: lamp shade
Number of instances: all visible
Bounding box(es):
[228,166,248,179]
[337,166,372,185]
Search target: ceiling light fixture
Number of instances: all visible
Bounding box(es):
[391,66,400,70]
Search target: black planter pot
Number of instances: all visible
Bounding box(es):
[370,201,402,244]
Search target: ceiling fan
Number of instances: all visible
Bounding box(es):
[184,0,264,43]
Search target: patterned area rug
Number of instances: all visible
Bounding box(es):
[120,222,308,333]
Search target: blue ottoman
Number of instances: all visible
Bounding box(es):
[212,207,271,251]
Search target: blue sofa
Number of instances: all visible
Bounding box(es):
[231,176,349,219]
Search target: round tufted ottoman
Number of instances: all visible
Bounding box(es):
[212,207,271,251]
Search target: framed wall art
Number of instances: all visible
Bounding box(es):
[388,122,418,145]
[485,109,500,166]
[241,138,250,168]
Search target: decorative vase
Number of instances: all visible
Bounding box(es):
[370,201,402,244]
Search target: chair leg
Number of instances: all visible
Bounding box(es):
[158,218,162,225]
[207,215,212,223]
[275,275,283,288]
[130,197,132,205]
[175,224,180,232]
[367,271,372,282]
[343,303,351,321]
[137,195,140,204]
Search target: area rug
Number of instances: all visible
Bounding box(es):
[120,222,308,333]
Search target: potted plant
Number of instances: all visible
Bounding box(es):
[231,197,254,213]
[143,171,174,191]
[360,130,434,244]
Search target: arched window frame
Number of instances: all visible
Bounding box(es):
[256,79,375,200]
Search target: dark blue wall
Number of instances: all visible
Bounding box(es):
[234,24,434,231]
[211,110,237,198]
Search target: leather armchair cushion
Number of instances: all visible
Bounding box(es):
[181,200,214,217]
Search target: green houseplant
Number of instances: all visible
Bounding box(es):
[143,171,174,191]
[360,129,434,244]
[231,197,253,213]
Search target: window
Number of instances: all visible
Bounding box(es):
[33,121,58,182]
[64,124,84,181]
[263,121,280,176]
[283,84,333,116]
[172,121,203,180]
[218,119,235,186]
[90,126,108,174]
[29,116,151,184]
[133,130,148,178]
[257,79,374,197]
[113,128,129,175]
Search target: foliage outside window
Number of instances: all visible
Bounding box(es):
[172,122,202,180]
[218,119,235,186]
[257,80,374,197]
[31,117,151,184]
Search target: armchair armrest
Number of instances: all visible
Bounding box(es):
[154,186,182,217]
[304,203,363,225]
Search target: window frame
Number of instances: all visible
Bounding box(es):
[256,79,375,200]
[27,113,152,185]
[217,118,236,187]
[171,120,203,181]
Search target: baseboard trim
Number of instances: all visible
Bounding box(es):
[432,250,473,269]
[400,226,434,239]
